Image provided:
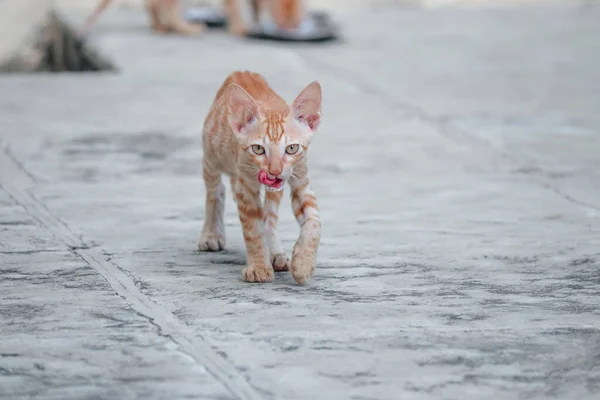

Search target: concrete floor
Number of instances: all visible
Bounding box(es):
[1,1,599,399]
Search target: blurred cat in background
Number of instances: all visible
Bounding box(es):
[81,0,304,36]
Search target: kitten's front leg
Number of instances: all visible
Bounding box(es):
[236,176,273,283]
[289,172,321,284]
[264,190,290,272]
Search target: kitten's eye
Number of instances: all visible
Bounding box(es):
[285,144,300,155]
[251,145,265,155]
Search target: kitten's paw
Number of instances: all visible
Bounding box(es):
[197,233,225,252]
[290,249,316,285]
[241,264,274,283]
[271,253,290,272]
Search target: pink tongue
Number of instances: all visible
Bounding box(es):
[258,170,278,186]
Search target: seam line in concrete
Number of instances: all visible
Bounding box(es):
[0,249,65,254]
[0,144,263,400]
[301,55,600,213]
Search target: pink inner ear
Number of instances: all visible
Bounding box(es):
[298,114,320,130]
[304,114,319,130]
[235,114,256,133]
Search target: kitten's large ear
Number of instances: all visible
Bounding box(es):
[292,81,322,132]
[227,84,259,134]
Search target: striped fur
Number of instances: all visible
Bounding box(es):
[198,71,322,284]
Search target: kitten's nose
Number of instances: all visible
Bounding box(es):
[268,169,282,178]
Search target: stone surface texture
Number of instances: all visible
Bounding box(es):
[1,1,599,399]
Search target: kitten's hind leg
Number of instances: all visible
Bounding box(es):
[198,161,226,251]
[264,190,290,272]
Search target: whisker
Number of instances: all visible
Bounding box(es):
[291,171,307,181]
[237,163,258,169]
[238,166,259,174]
[289,173,305,186]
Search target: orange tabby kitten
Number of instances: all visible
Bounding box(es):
[198,71,322,284]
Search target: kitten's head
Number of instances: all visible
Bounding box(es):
[227,81,322,192]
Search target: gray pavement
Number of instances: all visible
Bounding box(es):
[1,1,600,399]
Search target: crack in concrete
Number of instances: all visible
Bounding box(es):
[0,143,263,400]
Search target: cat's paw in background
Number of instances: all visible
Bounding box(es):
[228,23,248,36]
